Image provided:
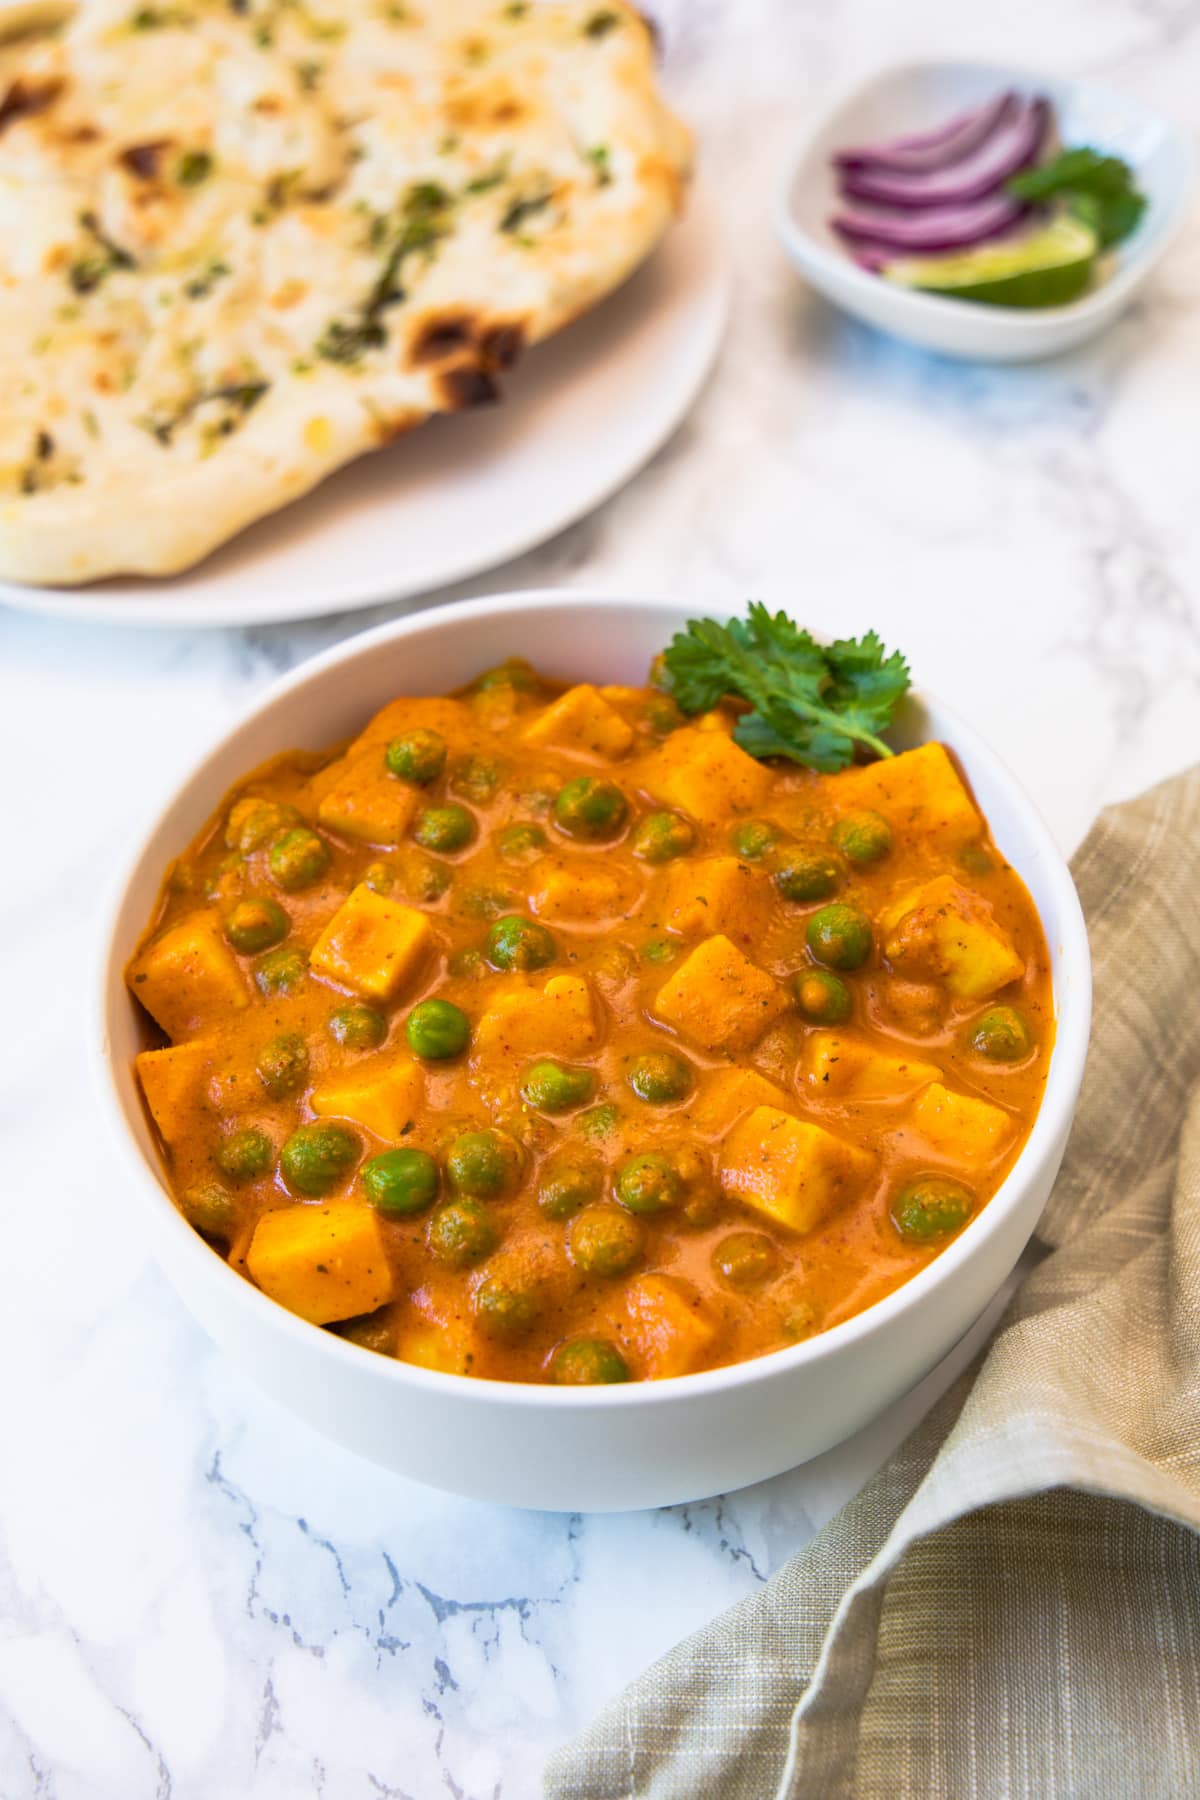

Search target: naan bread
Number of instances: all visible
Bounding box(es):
[0,0,690,584]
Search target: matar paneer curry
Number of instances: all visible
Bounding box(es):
[127,657,1052,1385]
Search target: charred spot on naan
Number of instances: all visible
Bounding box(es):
[120,140,172,180]
[437,365,500,410]
[407,311,527,373]
[0,76,63,136]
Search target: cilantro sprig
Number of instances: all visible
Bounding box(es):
[658,605,910,773]
[1007,147,1146,249]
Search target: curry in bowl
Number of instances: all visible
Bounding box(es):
[126,616,1052,1387]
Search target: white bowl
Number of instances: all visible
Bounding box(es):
[776,60,1195,363]
[96,591,1091,1511]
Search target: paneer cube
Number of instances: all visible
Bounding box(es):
[395,1315,481,1375]
[136,1038,218,1149]
[625,1274,718,1379]
[127,913,249,1041]
[310,885,434,1001]
[246,1201,395,1324]
[522,684,634,760]
[720,1105,875,1235]
[474,974,599,1059]
[882,875,1025,1001]
[689,1068,793,1135]
[832,742,981,851]
[653,935,786,1051]
[323,695,470,769]
[904,1082,1013,1168]
[656,856,763,940]
[803,1032,942,1101]
[530,859,636,924]
[311,1055,424,1142]
[643,728,773,828]
[316,748,419,847]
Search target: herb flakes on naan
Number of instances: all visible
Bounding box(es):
[0,0,691,583]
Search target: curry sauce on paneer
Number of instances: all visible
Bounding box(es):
[126,658,1053,1386]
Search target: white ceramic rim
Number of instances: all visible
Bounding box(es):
[774,58,1196,338]
[94,588,1093,1411]
[0,192,728,630]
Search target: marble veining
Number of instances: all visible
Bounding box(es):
[2,0,1200,1792]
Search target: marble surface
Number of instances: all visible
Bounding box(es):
[3,1,1200,1793]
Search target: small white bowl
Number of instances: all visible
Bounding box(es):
[95,592,1091,1512]
[776,60,1195,362]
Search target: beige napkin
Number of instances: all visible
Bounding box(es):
[545,767,1200,1800]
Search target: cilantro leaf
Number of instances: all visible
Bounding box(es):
[658,604,910,772]
[1007,146,1147,248]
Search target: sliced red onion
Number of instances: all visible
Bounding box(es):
[834,91,1017,176]
[838,96,1050,208]
[831,192,1029,254]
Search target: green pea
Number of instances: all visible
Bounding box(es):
[405,998,471,1060]
[498,822,547,861]
[363,860,396,895]
[447,947,486,980]
[486,914,556,972]
[446,1129,521,1198]
[224,797,300,853]
[268,827,330,892]
[399,853,453,903]
[553,776,628,842]
[549,1337,630,1385]
[641,693,683,737]
[958,843,994,879]
[362,1147,439,1217]
[473,1275,539,1339]
[215,1127,273,1183]
[180,1181,237,1240]
[712,1230,781,1291]
[449,754,506,803]
[614,1151,681,1216]
[224,896,288,954]
[537,1158,602,1220]
[892,1177,975,1244]
[204,853,244,903]
[256,1033,309,1100]
[337,1311,395,1355]
[459,885,515,920]
[968,1006,1034,1063]
[280,1121,361,1196]
[730,819,779,861]
[832,809,892,867]
[627,1051,691,1105]
[793,968,853,1025]
[327,1004,388,1051]
[566,1204,644,1276]
[385,728,447,785]
[639,937,677,965]
[577,1102,621,1141]
[413,804,475,854]
[254,946,308,996]
[427,1198,496,1268]
[806,903,872,971]
[631,810,695,863]
[774,850,840,903]
[473,658,537,695]
[521,1060,594,1114]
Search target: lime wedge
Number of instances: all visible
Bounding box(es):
[884,217,1099,308]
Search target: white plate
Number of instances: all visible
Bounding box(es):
[0,190,727,630]
[776,62,1194,363]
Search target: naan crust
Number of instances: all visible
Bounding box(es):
[0,0,690,583]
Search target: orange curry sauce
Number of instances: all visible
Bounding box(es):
[127,661,1053,1385]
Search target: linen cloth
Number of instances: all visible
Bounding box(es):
[545,767,1200,1800]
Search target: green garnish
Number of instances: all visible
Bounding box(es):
[67,211,136,294]
[176,149,213,186]
[500,192,553,234]
[659,603,910,771]
[584,8,620,36]
[1007,147,1146,249]
[317,182,451,364]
